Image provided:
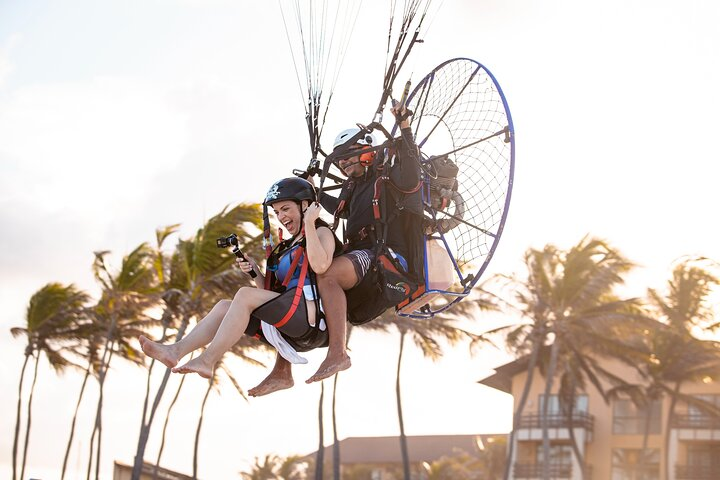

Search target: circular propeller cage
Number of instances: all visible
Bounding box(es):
[397,57,515,317]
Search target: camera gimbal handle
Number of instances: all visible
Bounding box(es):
[233,247,257,278]
[218,234,257,278]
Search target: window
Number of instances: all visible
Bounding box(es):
[687,444,720,467]
[538,394,588,415]
[613,399,661,435]
[611,448,659,480]
[688,394,720,417]
[535,444,573,466]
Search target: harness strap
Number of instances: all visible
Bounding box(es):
[274,246,309,329]
[281,245,304,288]
[332,179,356,231]
[345,225,375,245]
[332,198,347,232]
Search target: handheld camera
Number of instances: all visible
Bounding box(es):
[216,234,257,278]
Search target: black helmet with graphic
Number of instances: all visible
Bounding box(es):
[264,177,316,206]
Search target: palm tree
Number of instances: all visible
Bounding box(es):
[496,236,650,480]
[240,455,282,480]
[131,203,263,480]
[190,337,267,480]
[86,243,160,480]
[151,350,192,480]
[420,437,506,480]
[645,257,720,478]
[606,320,720,478]
[648,256,719,334]
[331,371,340,480]
[192,377,214,480]
[328,325,362,480]
[137,225,180,455]
[421,454,474,480]
[10,282,90,480]
[239,455,283,480]
[276,454,307,480]
[60,322,104,480]
[476,436,507,480]
[154,240,271,480]
[239,454,306,480]
[373,296,495,480]
[314,382,326,480]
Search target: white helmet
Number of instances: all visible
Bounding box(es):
[332,128,377,151]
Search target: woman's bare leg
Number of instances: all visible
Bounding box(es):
[248,354,293,397]
[140,299,231,368]
[173,287,279,378]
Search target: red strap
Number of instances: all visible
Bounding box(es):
[332,199,347,231]
[281,246,304,288]
[274,247,309,329]
[373,176,387,220]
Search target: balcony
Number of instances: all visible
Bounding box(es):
[671,415,720,441]
[672,415,720,429]
[676,464,720,479]
[514,463,592,479]
[518,412,595,432]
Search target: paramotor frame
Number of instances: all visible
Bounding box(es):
[393,57,515,318]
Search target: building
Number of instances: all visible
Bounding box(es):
[112,461,194,480]
[480,355,720,480]
[308,434,506,479]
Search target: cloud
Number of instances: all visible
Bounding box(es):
[0,33,21,89]
[0,75,193,318]
[0,76,190,210]
[0,73,302,309]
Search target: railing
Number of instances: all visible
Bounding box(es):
[676,464,720,479]
[672,415,720,429]
[514,463,592,479]
[518,412,595,432]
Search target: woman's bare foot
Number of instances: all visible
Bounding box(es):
[139,335,180,369]
[248,372,294,397]
[172,356,214,379]
[306,354,351,384]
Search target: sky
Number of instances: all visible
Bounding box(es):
[1,0,720,478]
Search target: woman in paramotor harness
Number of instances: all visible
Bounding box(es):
[139,177,343,396]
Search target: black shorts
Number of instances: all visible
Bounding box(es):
[244,286,328,352]
[342,249,374,286]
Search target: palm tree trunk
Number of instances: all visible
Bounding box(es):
[87,342,114,480]
[135,365,174,477]
[87,312,118,480]
[331,327,353,480]
[541,339,560,480]
[95,347,114,480]
[192,380,213,480]
[332,373,340,480]
[315,383,325,480]
[563,380,585,480]
[153,366,190,480]
[503,326,545,480]
[396,331,411,480]
[61,363,92,480]
[642,395,654,466]
[139,311,173,449]
[140,359,156,434]
[664,381,681,480]
[20,353,40,480]
[86,419,97,480]
[132,315,191,480]
[12,350,31,480]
